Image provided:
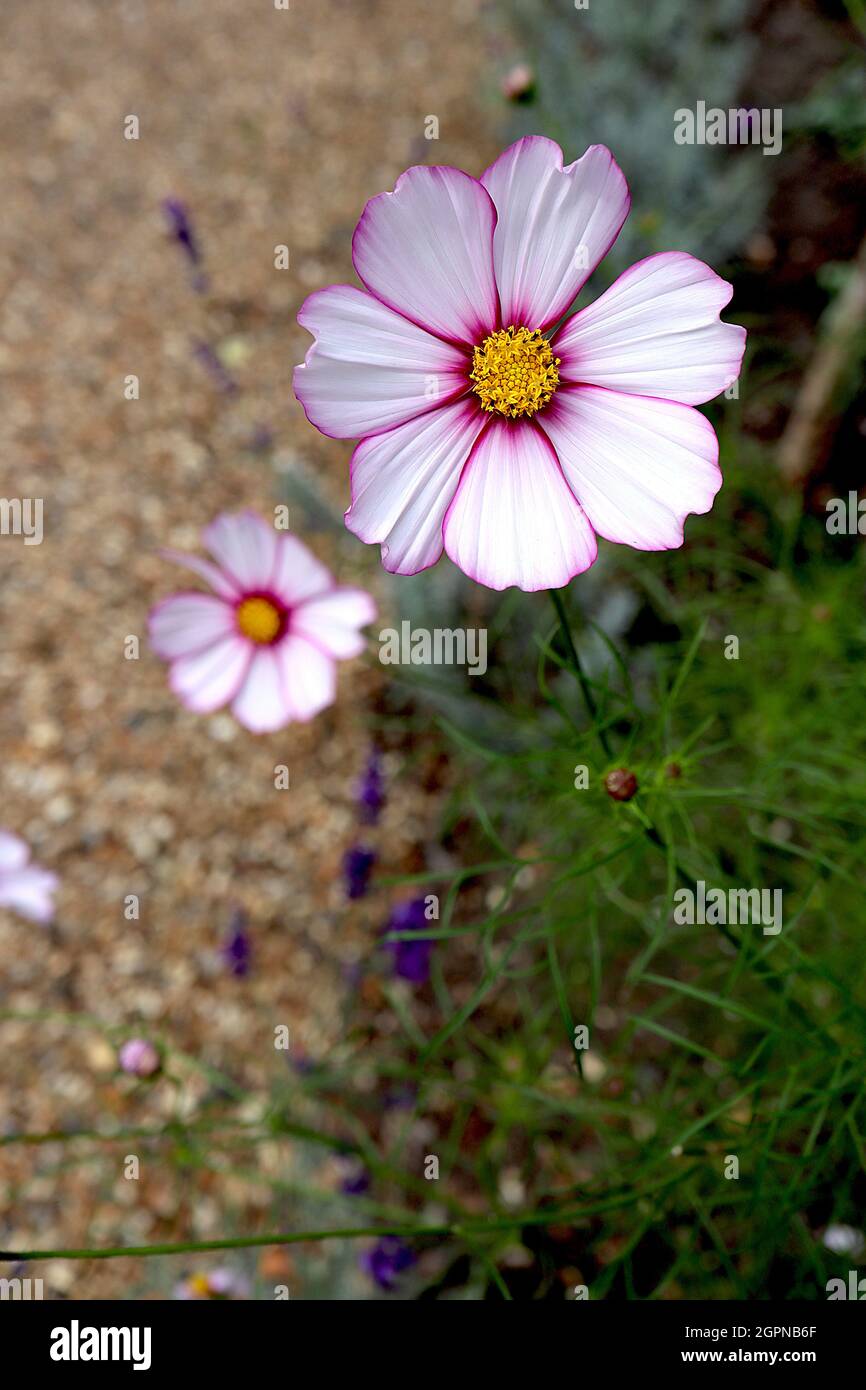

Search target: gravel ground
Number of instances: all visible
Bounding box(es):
[0,0,501,1297]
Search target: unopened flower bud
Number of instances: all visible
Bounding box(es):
[604,768,638,802]
[501,64,536,103]
[118,1038,161,1078]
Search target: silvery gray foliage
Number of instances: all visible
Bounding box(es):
[498,0,768,279]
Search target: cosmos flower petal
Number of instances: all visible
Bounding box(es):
[160,548,241,600]
[148,593,235,661]
[203,511,279,592]
[480,137,630,330]
[443,417,597,590]
[345,398,487,575]
[275,634,337,721]
[553,252,747,405]
[352,165,499,344]
[0,867,59,923]
[231,649,293,733]
[292,588,377,659]
[541,385,721,550]
[269,533,335,606]
[0,832,30,873]
[293,285,469,439]
[170,633,253,713]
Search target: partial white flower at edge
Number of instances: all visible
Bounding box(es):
[0,831,58,924]
[822,1224,865,1258]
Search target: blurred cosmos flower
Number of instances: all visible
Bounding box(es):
[343,845,375,900]
[175,1268,249,1300]
[0,832,58,924]
[149,510,376,733]
[222,908,252,978]
[118,1038,161,1078]
[384,897,433,984]
[356,747,385,824]
[501,63,536,102]
[294,137,745,591]
[361,1236,415,1291]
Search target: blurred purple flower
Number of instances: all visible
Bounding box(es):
[384,897,433,984]
[361,1236,414,1292]
[118,1038,161,1078]
[339,1161,371,1197]
[383,1082,417,1111]
[193,339,238,394]
[247,423,275,453]
[222,909,251,977]
[356,748,385,824]
[344,845,375,900]
[342,959,364,989]
[162,197,201,264]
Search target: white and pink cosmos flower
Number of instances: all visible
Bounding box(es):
[148,511,376,734]
[0,831,58,923]
[294,137,746,591]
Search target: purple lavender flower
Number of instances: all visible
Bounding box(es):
[361,1236,414,1291]
[384,897,433,984]
[193,339,238,394]
[339,1161,371,1197]
[162,198,201,263]
[247,423,274,454]
[342,959,364,990]
[383,1083,417,1111]
[222,908,251,977]
[356,748,385,824]
[343,845,375,900]
[162,198,207,291]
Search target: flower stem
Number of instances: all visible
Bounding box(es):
[0,1170,696,1262]
[549,589,613,758]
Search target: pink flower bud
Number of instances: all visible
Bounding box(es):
[501,63,536,103]
[118,1038,161,1078]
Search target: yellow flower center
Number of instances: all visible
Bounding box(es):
[470,325,560,419]
[236,596,283,644]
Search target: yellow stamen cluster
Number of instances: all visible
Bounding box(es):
[236,596,282,645]
[470,325,560,419]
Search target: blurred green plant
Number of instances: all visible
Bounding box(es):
[5,403,866,1298]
